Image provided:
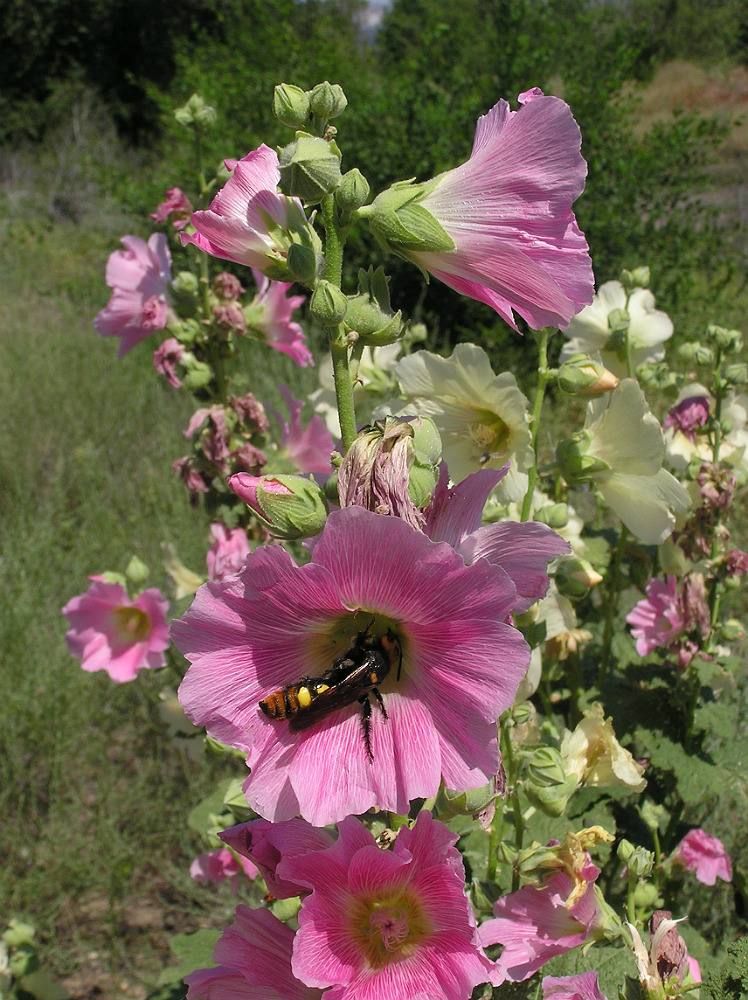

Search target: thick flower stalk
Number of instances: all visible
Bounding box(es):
[62,576,169,683]
[171,505,535,825]
[363,89,594,331]
[94,234,173,358]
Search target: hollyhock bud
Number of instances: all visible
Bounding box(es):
[273,83,312,130]
[228,473,329,539]
[556,431,610,485]
[278,134,342,204]
[343,266,404,347]
[308,80,347,121]
[558,354,619,397]
[174,93,216,130]
[705,323,743,353]
[621,266,651,290]
[525,747,578,817]
[309,280,347,327]
[125,555,150,588]
[335,167,371,213]
[535,502,570,530]
[725,361,748,384]
[434,780,498,820]
[286,242,319,286]
[554,556,604,600]
[180,356,213,391]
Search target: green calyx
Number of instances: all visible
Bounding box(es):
[278,133,342,204]
[344,267,404,347]
[363,180,454,257]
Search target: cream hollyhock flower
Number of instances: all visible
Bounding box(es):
[560,379,690,544]
[560,280,673,378]
[560,703,646,792]
[395,343,533,502]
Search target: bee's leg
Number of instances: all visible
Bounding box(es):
[359,696,374,762]
[372,686,388,720]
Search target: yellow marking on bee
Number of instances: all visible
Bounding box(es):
[370,672,379,684]
[316,683,330,693]
[297,687,312,708]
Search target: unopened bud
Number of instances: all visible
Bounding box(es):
[496,841,518,865]
[620,266,650,291]
[640,800,667,833]
[310,280,348,327]
[125,555,149,588]
[278,134,342,203]
[172,270,200,296]
[555,556,604,600]
[228,473,329,540]
[309,81,348,122]
[705,323,743,353]
[181,357,214,391]
[556,432,610,486]
[557,354,619,397]
[336,168,371,214]
[721,618,745,641]
[724,362,748,385]
[434,782,497,820]
[607,307,630,333]
[626,845,655,879]
[3,920,35,948]
[636,361,678,390]
[273,83,312,130]
[344,266,404,347]
[174,94,217,130]
[527,746,568,787]
[286,243,319,287]
[534,502,569,530]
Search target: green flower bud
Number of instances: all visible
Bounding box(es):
[526,746,568,788]
[171,318,201,346]
[705,323,743,353]
[181,357,214,391]
[344,267,404,347]
[617,838,636,864]
[512,702,534,726]
[558,354,619,397]
[496,841,518,865]
[9,944,38,980]
[534,502,569,530]
[632,881,663,912]
[607,308,630,334]
[323,469,340,504]
[362,180,455,257]
[636,361,678,390]
[693,344,715,366]
[627,845,655,879]
[724,362,748,385]
[554,556,604,601]
[174,94,217,130]
[640,800,668,833]
[434,781,497,819]
[721,618,745,641]
[407,464,438,509]
[273,83,312,130]
[410,415,442,468]
[172,270,199,296]
[310,280,348,327]
[286,243,320,287]
[556,431,610,486]
[3,921,35,948]
[524,774,578,816]
[620,266,650,291]
[125,555,149,588]
[229,473,329,540]
[309,81,348,122]
[335,168,371,213]
[278,133,342,203]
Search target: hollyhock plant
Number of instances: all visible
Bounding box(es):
[206,523,250,582]
[185,905,320,1000]
[153,337,185,388]
[150,186,193,230]
[626,576,685,656]
[285,811,495,1000]
[364,89,594,330]
[171,504,534,825]
[395,343,534,501]
[560,280,674,378]
[671,828,732,885]
[95,234,173,358]
[62,576,169,683]
[478,863,605,983]
[245,268,312,366]
[182,144,313,275]
[543,972,608,1000]
[189,848,259,893]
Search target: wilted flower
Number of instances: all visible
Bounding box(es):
[364,89,593,331]
[150,186,193,230]
[189,848,258,893]
[153,337,185,387]
[182,145,314,277]
[95,234,173,358]
[671,828,732,885]
[206,524,250,582]
[627,912,701,1000]
[185,906,320,1000]
[560,280,673,378]
[395,343,533,502]
[245,268,312,366]
[62,577,169,683]
[559,379,690,544]
[663,394,710,442]
[560,703,647,792]
[285,812,494,1000]
[171,505,533,825]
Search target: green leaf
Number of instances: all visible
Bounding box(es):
[187,779,237,833]
[156,928,221,987]
[634,730,722,804]
[702,938,748,1000]
[543,942,637,997]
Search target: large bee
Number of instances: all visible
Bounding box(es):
[259,626,402,761]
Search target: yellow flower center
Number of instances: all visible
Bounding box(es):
[111,606,151,644]
[351,891,431,968]
[468,411,511,459]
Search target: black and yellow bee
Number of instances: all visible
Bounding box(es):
[259,626,402,761]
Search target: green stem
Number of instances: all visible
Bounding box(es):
[599,523,629,685]
[624,290,634,379]
[626,876,637,925]
[521,328,552,522]
[330,334,357,453]
[500,723,524,891]
[486,795,505,883]
[321,194,344,287]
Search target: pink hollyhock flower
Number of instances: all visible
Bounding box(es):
[663,395,710,442]
[173,456,209,495]
[206,524,250,582]
[62,576,169,683]
[153,336,184,388]
[269,384,335,476]
[478,866,604,982]
[543,972,608,1000]
[189,848,259,894]
[150,186,193,230]
[185,905,320,1000]
[95,234,173,358]
[247,268,312,366]
[626,576,685,656]
[366,88,593,331]
[220,817,335,899]
[671,829,732,885]
[213,271,245,299]
[285,811,494,1000]
[182,145,311,274]
[171,504,532,825]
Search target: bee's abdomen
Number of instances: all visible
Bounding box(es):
[259,686,302,719]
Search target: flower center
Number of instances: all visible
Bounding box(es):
[469,411,510,459]
[352,891,430,968]
[369,906,410,952]
[111,606,151,644]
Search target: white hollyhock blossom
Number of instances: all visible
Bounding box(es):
[560,280,673,378]
[395,343,533,502]
[562,379,690,544]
